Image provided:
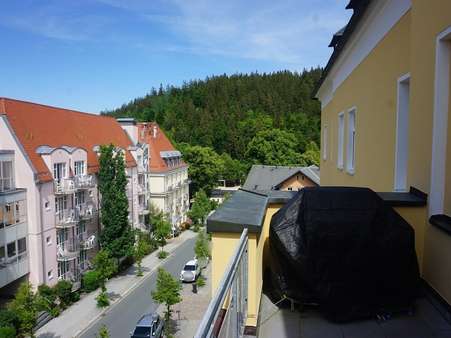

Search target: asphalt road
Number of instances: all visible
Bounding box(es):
[79,237,196,338]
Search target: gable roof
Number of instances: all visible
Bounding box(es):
[137,122,187,173]
[242,165,320,191]
[0,97,136,183]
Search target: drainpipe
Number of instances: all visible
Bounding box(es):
[38,183,47,285]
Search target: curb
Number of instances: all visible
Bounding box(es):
[63,232,195,337]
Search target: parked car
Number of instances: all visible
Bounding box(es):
[180,259,201,282]
[130,313,164,338]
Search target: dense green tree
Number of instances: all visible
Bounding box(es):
[181,145,223,194]
[245,129,303,166]
[151,268,182,323]
[299,141,320,166]
[187,189,212,230]
[133,231,151,276]
[153,213,172,255]
[93,249,118,307]
[98,145,134,260]
[8,282,38,337]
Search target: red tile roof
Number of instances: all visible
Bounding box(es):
[0,98,136,182]
[137,122,187,173]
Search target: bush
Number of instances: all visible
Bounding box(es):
[71,291,80,303]
[55,280,73,309]
[96,292,109,308]
[0,309,19,332]
[0,326,16,338]
[196,276,206,287]
[82,270,101,292]
[118,255,135,272]
[37,284,57,313]
[158,251,168,259]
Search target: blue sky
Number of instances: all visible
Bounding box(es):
[0,0,351,113]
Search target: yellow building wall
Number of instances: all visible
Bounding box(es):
[279,175,316,191]
[210,204,283,328]
[321,11,411,191]
[321,1,451,304]
[409,0,451,304]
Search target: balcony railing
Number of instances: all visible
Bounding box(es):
[195,229,248,338]
[137,183,146,195]
[76,203,96,220]
[138,203,149,215]
[54,178,76,194]
[55,209,77,228]
[74,174,95,189]
[79,232,97,250]
[57,241,79,261]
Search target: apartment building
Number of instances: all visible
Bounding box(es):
[137,122,189,228]
[0,98,140,290]
[117,118,150,230]
[315,0,451,307]
[0,150,29,290]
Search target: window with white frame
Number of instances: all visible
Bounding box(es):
[53,163,66,181]
[337,112,345,169]
[323,125,328,161]
[74,161,85,176]
[0,160,13,192]
[347,109,356,174]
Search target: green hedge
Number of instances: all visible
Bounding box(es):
[82,270,101,292]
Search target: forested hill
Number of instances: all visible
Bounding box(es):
[105,69,322,191]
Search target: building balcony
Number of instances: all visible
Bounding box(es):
[55,209,77,228]
[137,183,146,195]
[138,203,149,215]
[54,178,76,194]
[79,232,97,250]
[76,203,96,221]
[57,241,79,261]
[74,174,95,189]
[0,253,29,289]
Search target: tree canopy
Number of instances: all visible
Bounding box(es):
[105,70,322,193]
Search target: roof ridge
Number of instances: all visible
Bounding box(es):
[0,97,115,119]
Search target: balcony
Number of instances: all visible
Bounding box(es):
[57,241,79,261]
[137,183,146,195]
[55,209,77,228]
[0,253,29,289]
[79,232,97,250]
[138,203,149,215]
[54,178,76,194]
[74,174,95,189]
[76,203,96,221]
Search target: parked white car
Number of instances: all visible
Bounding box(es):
[180,259,201,282]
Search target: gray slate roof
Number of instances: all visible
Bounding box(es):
[207,189,297,233]
[242,165,320,191]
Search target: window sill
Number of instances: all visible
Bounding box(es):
[429,214,451,236]
[377,187,427,207]
[346,168,355,176]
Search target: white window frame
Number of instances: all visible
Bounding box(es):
[394,73,410,191]
[74,160,85,176]
[346,108,356,175]
[337,112,345,169]
[53,162,67,181]
[430,26,451,215]
[323,124,328,161]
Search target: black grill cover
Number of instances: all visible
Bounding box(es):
[267,187,420,322]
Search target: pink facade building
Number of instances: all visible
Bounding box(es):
[0,98,146,291]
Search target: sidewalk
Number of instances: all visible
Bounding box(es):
[37,230,197,338]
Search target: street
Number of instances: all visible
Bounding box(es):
[79,236,196,338]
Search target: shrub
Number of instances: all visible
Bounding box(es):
[71,291,80,303]
[96,325,110,338]
[158,251,168,259]
[37,284,57,313]
[0,309,19,332]
[82,270,101,292]
[0,326,16,338]
[54,280,73,309]
[196,276,206,287]
[96,291,109,308]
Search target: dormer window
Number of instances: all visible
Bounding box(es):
[0,160,13,192]
[53,163,66,182]
[74,161,85,176]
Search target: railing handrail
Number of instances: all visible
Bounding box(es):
[194,228,248,338]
